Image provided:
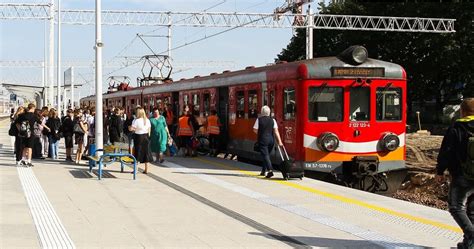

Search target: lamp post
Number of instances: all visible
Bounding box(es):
[95,0,104,156]
[56,0,61,116]
[48,0,54,107]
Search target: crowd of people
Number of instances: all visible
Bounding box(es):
[7,103,229,173]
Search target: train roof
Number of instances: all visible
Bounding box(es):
[81,56,405,101]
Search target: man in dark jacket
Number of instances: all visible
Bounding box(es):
[437,98,474,249]
[108,108,123,144]
[60,109,75,161]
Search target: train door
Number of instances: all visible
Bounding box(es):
[280,82,297,157]
[266,83,278,161]
[217,87,229,152]
[172,91,179,117]
[269,82,297,158]
[266,84,276,117]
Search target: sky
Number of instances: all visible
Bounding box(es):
[1,0,323,99]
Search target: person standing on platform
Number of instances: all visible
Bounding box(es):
[32,109,44,159]
[82,109,91,155]
[129,107,153,174]
[437,98,474,249]
[206,109,221,157]
[103,109,110,145]
[74,109,88,165]
[109,108,124,144]
[177,106,194,157]
[45,109,61,160]
[61,109,75,161]
[253,105,283,178]
[84,108,95,155]
[15,103,41,167]
[150,107,170,163]
[10,106,25,165]
[164,104,175,137]
[40,107,49,158]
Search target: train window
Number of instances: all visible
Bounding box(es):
[236,91,245,118]
[248,90,258,118]
[157,99,162,110]
[350,87,370,121]
[263,90,268,106]
[192,94,200,114]
[203,93,210,116]
[269,90,275,117]
[284,87,296,120]
[183,94,189,106]
[308,87,343,122]
[376,87,402,121]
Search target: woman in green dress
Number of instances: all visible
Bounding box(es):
[150,107,170,163]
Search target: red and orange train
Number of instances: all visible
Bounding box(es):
[81,46,407,192]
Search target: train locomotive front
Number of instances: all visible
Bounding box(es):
[298,46,407,192]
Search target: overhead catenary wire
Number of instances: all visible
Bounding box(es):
[141,0,228,36]
[85,13,268,87]
[157,15,268,55]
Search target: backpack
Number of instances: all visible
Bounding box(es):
[18,121,31,138]
[461,130,474,180]
[8,122,17,136]
[33,122,42,137]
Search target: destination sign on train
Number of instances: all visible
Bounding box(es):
[331,67,385,77]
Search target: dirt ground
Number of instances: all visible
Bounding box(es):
[392,133,449,210]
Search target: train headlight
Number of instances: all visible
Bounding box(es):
[318,132,340,152]
[338,45,368,65]
[381,133,400,152]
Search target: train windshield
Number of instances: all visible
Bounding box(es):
[376,87,402,121]
[350,87,370,121]
[308,87,343,122]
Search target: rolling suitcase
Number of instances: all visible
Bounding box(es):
[277,145,304,180]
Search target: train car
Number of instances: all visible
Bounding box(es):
[81,46,407,192]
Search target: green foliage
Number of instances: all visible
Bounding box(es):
[276,1,473,113]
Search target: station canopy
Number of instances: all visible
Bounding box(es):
[1,83,43,102]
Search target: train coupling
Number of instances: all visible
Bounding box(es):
[351,156,379,176]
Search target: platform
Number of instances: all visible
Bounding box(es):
[0,118,463,248]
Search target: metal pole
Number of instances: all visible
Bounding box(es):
[41,61,45,107]
[43,20,47,106]
[306,6,314,60]
[95,0,104,156]
[168,12,172,58]
[71,66,74,109]
[56,0,61,116]
[48,0,54,107]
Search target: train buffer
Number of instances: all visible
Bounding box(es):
[0,119,464,248]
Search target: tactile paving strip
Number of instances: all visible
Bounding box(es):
[17,165,75,249]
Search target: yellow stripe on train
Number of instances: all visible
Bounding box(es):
[304,146,405,162]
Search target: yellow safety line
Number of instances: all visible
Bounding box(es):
[195,157,462,234]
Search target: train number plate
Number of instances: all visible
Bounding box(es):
[305,162,333,169]
[349,122,370,128]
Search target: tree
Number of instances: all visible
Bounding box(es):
[277,1,473,122]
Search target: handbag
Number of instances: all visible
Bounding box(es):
[8,122,17,136]
[73,122,84,134]
[53,130,62,140]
